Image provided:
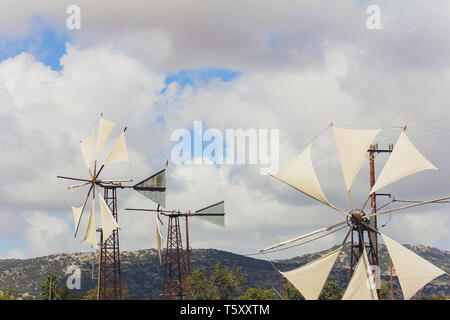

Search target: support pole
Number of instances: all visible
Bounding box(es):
[98,186,122,300]
[163,215,190,300]
[185,216,191,276]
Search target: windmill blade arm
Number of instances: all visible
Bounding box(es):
[74,184,93,237]
[270,174,350,218]
[367,195,450,218]
[260,220,347,253]
[329,204,351,217]
[68,182,90,190]
[125,208,162,213]
[95,165,105,179]
[57,176,91,183]
[360,195,371,213]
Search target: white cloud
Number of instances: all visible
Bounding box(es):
[1,1,450,259]
[23,211,84,257]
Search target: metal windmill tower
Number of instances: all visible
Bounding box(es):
[260,124,449,300]
[57,114,160,300]
[127,168,225,300]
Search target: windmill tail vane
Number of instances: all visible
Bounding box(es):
[262,124,449,300]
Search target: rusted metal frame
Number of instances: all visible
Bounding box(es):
[98,186,122,300]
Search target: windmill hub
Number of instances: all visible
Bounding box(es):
[349,209,364,225]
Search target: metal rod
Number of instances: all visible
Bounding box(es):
[270,174,351,218]
[185,216,190,276]
[260,220,347,252]
[56,175,91,183]
[125,208,224,217]
[389,255,394,300]
[367,195,450,217]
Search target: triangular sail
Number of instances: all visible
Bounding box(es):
[381,233,446,300]
[80,126,95,169]
[281,247,342,300]
[71,204,85,237]
[134,169,166,207]
[196,201,225,228]
[95,117,116,160]
[98,192,120,242]
[370,132,438,194]
[333,127,381,191]
[82,200,97,248]
[342,248,378,300]
[273,143,329,205]
[156,218,163,265]
[105,132,129,164]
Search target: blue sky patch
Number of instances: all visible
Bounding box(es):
[162,67,241,92]
[0,15,70,71]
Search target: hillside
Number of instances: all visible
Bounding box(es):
[0,244,448,299]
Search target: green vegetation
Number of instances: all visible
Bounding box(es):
[188,263,245,300]
[318,280,343,300]
[379,281,390,300]
[238,287,278,300]
[40,273,81,300]
[0,247,448,299]
[282,282,304,300]
[0,286,16,300]
[281,280,343,300]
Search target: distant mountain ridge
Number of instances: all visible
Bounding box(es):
[0,244,448,299]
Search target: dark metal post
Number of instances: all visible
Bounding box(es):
[163,215,190,300]
[98,186,122,300]
[185,216,191,276]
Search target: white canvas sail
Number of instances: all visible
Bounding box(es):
[342,248,378,300]
[71,203,85,237]
[333,127,381,191]
[98,192,119,242]
[273,143,329,205]
[281,247,342,300]
[82,201,97,248]
[370,132,438,194]
[95,117,116,160]
[105,132,129,164]
[381,233,446,300]
[80,126,95,169]
[156,218,163,265]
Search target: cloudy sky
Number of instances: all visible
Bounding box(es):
[0,0,450,260]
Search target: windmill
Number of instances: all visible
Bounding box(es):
[260,124,449,300]
[57,114,149,300]
[126,167,225,300]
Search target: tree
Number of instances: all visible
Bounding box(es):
[187,263,246,300]
[0,287,16,300]
[238,287,278,300]
[282,282,304,300]
[210,264,245,300]
[56,286,80,300]
[83,283,131,300]
[40,273,81,300]
[40,274,58,300]
[319,280,343,300]
[84,287,98,300]
[379,281,390,300]
[282,280,343,300]
[188,267,213,300]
